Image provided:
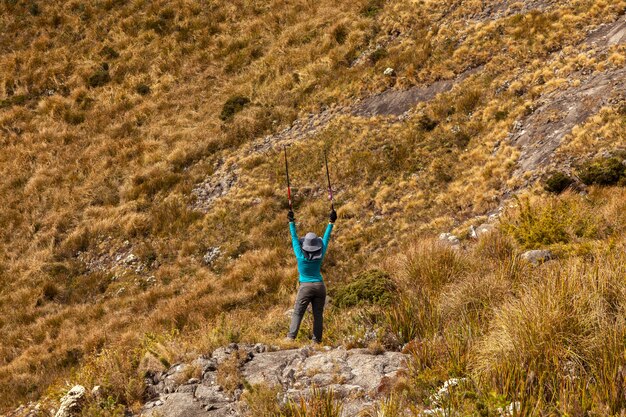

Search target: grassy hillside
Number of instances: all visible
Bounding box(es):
[1,0,625,415]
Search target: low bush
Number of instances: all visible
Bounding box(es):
[501,197,609,249]
[135,84,151,95]
[220,95,251,121]
[88,66,111,88]
[332,24,348,45]
[577,157,626,186]
[417,114,438,132]
[100,46,119,59]
[544,171,573,193]
[334,269,396,307]
[369,47,387,64]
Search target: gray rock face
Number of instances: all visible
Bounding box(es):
[54,385,86,417]
[139,344,407,417]
[439,232,460,247]
[521,249,553,265]
[475,223,495,238]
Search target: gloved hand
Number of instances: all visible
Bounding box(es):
[329,209,337,223]
[288,210,295,222]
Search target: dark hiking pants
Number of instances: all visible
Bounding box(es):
[288,282,326,342]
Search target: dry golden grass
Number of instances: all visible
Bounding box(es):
[1,0,626,414]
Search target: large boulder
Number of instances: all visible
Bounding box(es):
[55,385,86,417]
[140,344,408,417]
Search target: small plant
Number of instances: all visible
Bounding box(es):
[417,114,438,132]
[334,269,396,307]
[544,171,573,193]
[285,386,343,417]
[577,157,626,186]
[332,24,348,45]
[136,83,151,95]
[42,281,59,301]
[220,95,251,121]
[385,295,437,345]
[369,47,387,64]
[88,64,111,88]
[100,46,119,59]
[494,110,508,121]
[216,352,244,394]
[242,384,285,417]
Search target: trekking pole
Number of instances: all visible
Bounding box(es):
[284,145,293,211]
[323,150,334,211]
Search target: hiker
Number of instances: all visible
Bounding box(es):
[286,208,337,343]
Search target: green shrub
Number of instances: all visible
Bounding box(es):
[332,24,348,44]
[42,281,59,301]
[369,47,387,64]
[577,157,626,186]
[88,66,111,88]
[220,95,250,121]
[136,83,151,95]
[334,269,396,307]
[0,94,29,109]
[501,198,570,248]
[417,114,438,132]
[100,46,119,59]
[494,110,508,121]
[544,171,573,193]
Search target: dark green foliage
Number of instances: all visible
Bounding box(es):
[494,110,508,121]
[0,94,29,109]
[332,24,348,44]
[544,172,573,194]
[136,83,151,95]
[29,3,40,16]
[577,157,626,186]
[334,269,396,307]
[220,95,251,121]
[87,65,111,88]
[457,88,482,115]
[369,47,387,64]
[417,114,438,131]
[361,0,385,17]
[42,281,59,301]
[101,45,119,59]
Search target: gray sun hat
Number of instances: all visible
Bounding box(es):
[299,232,323,252]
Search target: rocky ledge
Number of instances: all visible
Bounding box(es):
[140,343,408,417]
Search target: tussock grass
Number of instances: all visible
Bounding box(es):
[0,0,625,413]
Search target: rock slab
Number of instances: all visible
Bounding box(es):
[140,344,407,417]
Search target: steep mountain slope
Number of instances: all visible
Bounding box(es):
[1,0,625,415]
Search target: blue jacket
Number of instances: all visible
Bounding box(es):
[289,222,333,283]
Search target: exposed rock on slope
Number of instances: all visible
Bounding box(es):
[510,15,626,177]
[140,344,407,417]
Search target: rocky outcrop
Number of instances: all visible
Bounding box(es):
[510,15,626,177]
[54,385,85,417]
[140,344,407,417]
[521,249,553,265]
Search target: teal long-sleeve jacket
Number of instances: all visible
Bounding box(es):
[289,222,333,283]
